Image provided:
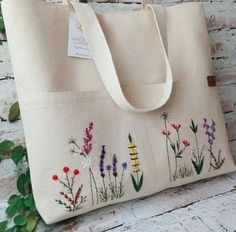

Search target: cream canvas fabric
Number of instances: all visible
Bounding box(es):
[2,0,236,224]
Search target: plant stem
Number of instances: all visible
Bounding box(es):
[208,145,212,172]
[164,120,172,182]
[90,168,99,204]
[194,133,200,161]
[89,170,94,205]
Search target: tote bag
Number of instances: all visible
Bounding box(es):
[2,0,236,224]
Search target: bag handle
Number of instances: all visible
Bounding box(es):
[70,1,173,113]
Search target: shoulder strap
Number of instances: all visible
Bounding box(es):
[70,1,173,113]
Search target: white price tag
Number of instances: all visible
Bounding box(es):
[68,12,93,59]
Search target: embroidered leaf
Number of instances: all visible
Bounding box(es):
[131,174,139,192]
[192,157,204,175]
[138,172,144,190]
[128,133,132,143]
[170,143,176,153]
[189,119,198,133]
[176,141,180,151]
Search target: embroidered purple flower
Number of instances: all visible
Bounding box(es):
[203,118,216,146]
[121,162,128,170]
[100,145,106,178]
[106,164,112,171]
[112,154,118,177]
[83,122,94,155]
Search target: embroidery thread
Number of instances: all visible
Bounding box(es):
[69,122,98,206]
[203,118,225,171]
[190,119,205,175]
[161,112,225,181]
[69,122,128,205]
[161,113,192,181]
[128,134,144,192]
[52,167,87,212]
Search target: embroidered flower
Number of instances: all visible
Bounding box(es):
[99,145,106,178]
[63,167,70,173]
[83,122,94,155]
[73,169,80,175]
[112,154,118,177]
[182,139,190,147]
[52,175,58,181]
[82,155,94,169]
[122,162,128,170]
[106,164,112,171]
[171,123,181,130]
[162,129,171,136]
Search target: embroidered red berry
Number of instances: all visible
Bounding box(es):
[73,169,80,175]
[63,167,70,173]
[52,175,58,181]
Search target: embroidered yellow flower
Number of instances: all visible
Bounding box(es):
[128,134,143,192]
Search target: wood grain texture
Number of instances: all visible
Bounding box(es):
[0,0,236,231]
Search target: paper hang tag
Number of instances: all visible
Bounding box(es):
[68,12,93,59]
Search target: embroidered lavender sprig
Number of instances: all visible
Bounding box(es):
[203,118,216,146]
[100,145,106,178]
[83,122,94,155]
[112,154,118,177]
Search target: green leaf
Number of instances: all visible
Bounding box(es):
[0,140,14,154]
[138,172,144,190]
[192,157,204,175]
[26,217,38,232]
[191,160,199,174]
[16,198,27,212]
[8,102,20,122]
[8,194,20,205]
[131,174,139,192]
[176,141,180,151]
[24,194,36,212]
[170,143,176,153]
[14,215,27,226]
[128,133,132,143]
[17,174,28,195]
[6,205,17,217]
[5,227,16,232]
[11,146,25,165]
[0,221,8,231]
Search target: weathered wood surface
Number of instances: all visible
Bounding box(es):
[0,0,236,231]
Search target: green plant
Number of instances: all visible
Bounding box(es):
[0,141,39,232]
[189,119,205,175]
[8,102,20,122]
[0,7,5,34]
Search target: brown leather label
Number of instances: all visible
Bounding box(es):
[207,76,216,87]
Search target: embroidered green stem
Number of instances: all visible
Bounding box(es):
[164,120,172,182]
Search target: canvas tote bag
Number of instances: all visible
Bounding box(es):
[2,0,236,224]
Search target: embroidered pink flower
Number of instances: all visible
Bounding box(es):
[162,129,171,136]
[182,139,190,146]
[83,122,94,155]
[63,167,70,173]
[52,175,58,181]
[73,169,80,175]
[171,123,181,130]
